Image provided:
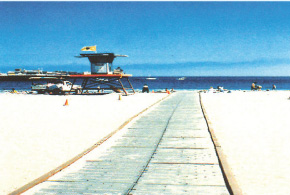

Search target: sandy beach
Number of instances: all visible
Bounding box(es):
[4,90,290,195]
[201,91,290,195]
[0,92,167,194]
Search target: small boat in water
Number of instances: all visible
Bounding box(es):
[146,77,156,80]
[178,77,186,80]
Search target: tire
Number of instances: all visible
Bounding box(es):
[52,88,61,95]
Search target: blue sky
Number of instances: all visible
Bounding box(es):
[1,2,290,76]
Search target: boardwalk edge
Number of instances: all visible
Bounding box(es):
[199,92,243,195]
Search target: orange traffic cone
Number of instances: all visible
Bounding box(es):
[64,99,69,106]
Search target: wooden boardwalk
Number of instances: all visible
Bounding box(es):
[24,92,229,195]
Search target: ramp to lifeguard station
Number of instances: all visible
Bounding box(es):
[24,92,229,195]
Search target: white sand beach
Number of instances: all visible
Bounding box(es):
[0,93,167,194]
[201,91,290,195]
[4,90,290,195]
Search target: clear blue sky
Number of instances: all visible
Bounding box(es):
[1,2,290,76]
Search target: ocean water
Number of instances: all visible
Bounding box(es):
[129,77,290,91]
[1,77,290,92]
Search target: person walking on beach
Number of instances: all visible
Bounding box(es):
[142,84,149,93]
[272,84,276,90]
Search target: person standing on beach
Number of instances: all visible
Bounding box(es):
[142,84,149,93]
[272,84,276,90]
[251,83,256,91]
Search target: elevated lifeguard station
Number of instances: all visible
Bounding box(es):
[71,49,135,95]
[80,53,127,74]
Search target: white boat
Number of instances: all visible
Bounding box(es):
[178,77,186,80]
[146,77,156,80]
